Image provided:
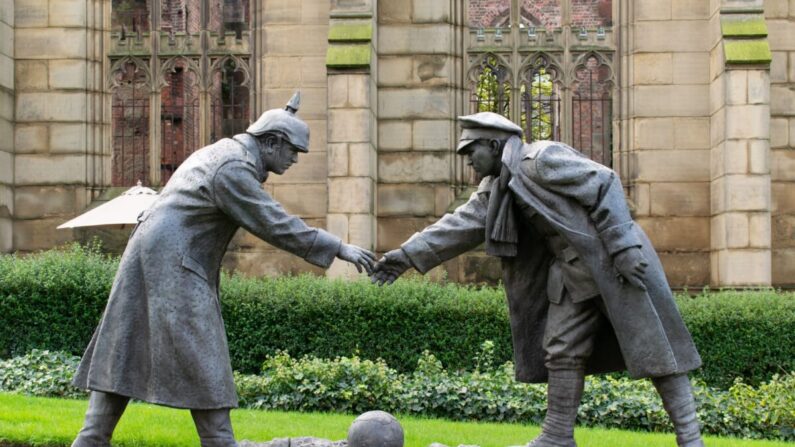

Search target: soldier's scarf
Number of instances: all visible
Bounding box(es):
[485,136,524,258]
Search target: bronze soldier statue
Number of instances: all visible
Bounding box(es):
[372,112,704,447]
[71,92,375,447]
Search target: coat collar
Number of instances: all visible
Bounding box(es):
[232,133,269,182]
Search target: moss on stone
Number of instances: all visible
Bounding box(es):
[721,16,768,37]
[326,44,371,68]
[724,40,772,64]
[328,23,372,42]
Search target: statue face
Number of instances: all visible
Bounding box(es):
[464,140,501,177]
[262,135,300,175]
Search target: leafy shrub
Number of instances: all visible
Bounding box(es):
[1,245,794,389]
[0,349,85,398]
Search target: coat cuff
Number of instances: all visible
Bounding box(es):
[304,229,342,268]
[599,222,642,256]
[401,233,442,274]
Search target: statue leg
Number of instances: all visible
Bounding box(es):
[652,374,704,447]
[528,368,583,447]
[71,391,130,447]
[191,408,238,447]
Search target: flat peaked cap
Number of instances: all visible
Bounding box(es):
[246,91,310,152]
[457,112,523,153]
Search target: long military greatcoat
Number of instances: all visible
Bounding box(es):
[401,138,701,383]
[73,134,342,409]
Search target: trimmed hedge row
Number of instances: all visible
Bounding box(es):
[1,244,794,389]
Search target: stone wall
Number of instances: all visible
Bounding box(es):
[0,1,13,252]
[221,0,330,276]
[11,0,107,252]
[627,0,713,287]
[766,0,795,287]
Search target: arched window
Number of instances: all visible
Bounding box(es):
[463,0,615,186]
[109,0,253,187]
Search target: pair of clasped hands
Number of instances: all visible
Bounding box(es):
[336,244,411,286]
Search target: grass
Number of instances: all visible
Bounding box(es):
[1,394,793,447]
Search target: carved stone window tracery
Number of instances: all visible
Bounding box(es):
[109,0,253,187]
[461,0,616,187]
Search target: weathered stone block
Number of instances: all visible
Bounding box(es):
[434,185,454,216]
[14,185,82,219]
[14,124,49,153]
[767,20,795,50]
[0,0,14,26]
[378,0,412,24]
[633,85,709,117]
[13,217,75,251]
[634,21,711,52]
[377,56,414,86]
[412,120,452,151]
[378,121,412,151]
[772,248,795,286]
[632,182,651,217]
[715,248,771,286]
[263,56,302,88]
[749,212,771,248]
[302,0,330,25]
[650,182,710,216]
[635,149,709,182]
[15,154,86,185]
[328,143,348,177]
[726,104,770,139]
[269,152,327,184]
[770,51,788,83]
[348,75,370,108]
[379,152,450,183]
[263,0,302,24]
[672,0,710,19]
[326,213,349,241]
[765,0,790,18]
[634,53,673,85]
[378,88,451,119]
[770,118,788,148]
[329,109,371,143]
[15,28,87,59]
[412,0,449,23]
[635,0,672,21]
[328,177,373,214]
[725,69,747,105]
[635,216,710,251]
[770,84,795,115]
[771,147,795,181]
[376,216,435,251]
[790,52,795,82]
[718,140,749,176]
[14,0,47,27]
[634,118,674,149]
[15,60,48,91]
[50,123,87,154]
[712,174,771,212]
[264,25,328,55]
[658,252,710,287]
[0,91,12,122]
[328,74,349,108]
[222,250,324,278]
[0,151,12,183]
[0,22,12,58]
[747,69,769,104]
[272,183,328,218]
[674,117,710,149]
[306,119,327,151]
[0,54,12,91]
[0,218,11,253]
[49,0,87,27]
[672,52,710,85]
[348,143,375,177]
[748,139,770,174]
[17,92,87,122]
[378,25,451,54]
[773,214,795,247]
[348,213,374,249]
[377,184,435,216]
[300,56,327,87]
[265,88,327,120]
[772,182,795,212]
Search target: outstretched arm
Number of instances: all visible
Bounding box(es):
[372,180,491,285]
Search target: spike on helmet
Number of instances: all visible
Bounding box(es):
[246,91,310,152]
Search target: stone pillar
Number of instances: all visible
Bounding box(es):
[12,0,108,252]
[709,0,773,286]
[0,1,13,252]
[325,0,377,278]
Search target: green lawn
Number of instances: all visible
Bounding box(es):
[0,393,791,447]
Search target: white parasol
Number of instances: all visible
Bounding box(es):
[57,181,159,229]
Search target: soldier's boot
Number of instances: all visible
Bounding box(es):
[191,408,238,447]
[653,374,705,447]
[528,369,583,447]
[71,391,130,447]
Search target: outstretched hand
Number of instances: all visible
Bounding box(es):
[371,249,412,285]
[613,246,648,291]
[337,243,377,275]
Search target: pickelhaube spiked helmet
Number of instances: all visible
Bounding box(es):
[456,112,523,153]
[246,91,310,152]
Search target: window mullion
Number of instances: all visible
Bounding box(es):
[149,0,163,187]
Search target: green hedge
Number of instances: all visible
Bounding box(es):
[1,245,794,389]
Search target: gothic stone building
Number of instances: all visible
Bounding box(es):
[1,0,794,288]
